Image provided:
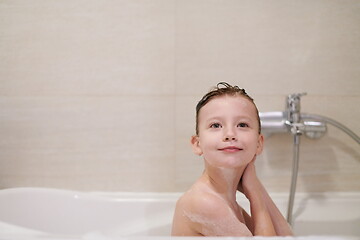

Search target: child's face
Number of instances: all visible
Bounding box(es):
[191,95,263,169]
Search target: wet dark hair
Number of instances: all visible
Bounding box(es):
[195,82,261,135]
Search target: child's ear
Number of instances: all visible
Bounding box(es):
[256,134,264,155]
[190,135,203,156]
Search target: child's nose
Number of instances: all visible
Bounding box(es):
[223,128,237,141]
[224,136,236,141]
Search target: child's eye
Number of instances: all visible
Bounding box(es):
[238,122,249,128]
[210,123,222,128]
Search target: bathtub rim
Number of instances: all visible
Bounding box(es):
[0,187,359,238]
[0,186,359,201]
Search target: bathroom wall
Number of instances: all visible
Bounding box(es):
[0,0,359,192]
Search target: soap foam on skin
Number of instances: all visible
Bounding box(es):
[183,204,241,236]
[182,182,247,235]
[183,210,224,236]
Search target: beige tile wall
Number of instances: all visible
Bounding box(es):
[0,0,359,192]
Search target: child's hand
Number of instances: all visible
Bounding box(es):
[238,155,259,197]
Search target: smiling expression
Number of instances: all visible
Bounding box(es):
[191,95,263,169]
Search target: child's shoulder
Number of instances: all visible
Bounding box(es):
[177,182,229,218]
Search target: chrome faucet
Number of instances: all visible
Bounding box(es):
[286,92,307,124]
[285,93,307,135]
[260,93,327,138]
[259,92,360,225]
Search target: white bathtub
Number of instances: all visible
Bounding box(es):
[0,188,359,240]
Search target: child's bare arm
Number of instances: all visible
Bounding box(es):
[241,159,293,236]
[241,160,276,236]
[257,180,293,236]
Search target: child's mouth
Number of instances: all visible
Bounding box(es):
[219,146,243,152]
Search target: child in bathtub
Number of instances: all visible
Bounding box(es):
[171,82,293,237]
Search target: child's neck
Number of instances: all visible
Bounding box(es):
[202,165,245,203]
